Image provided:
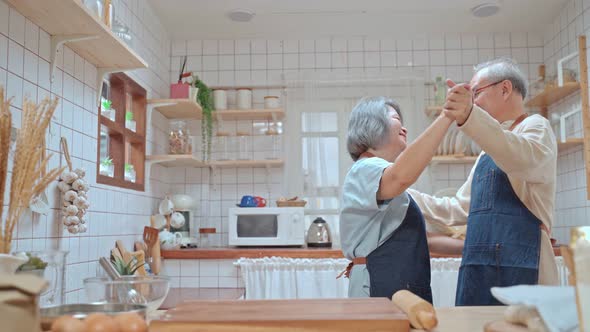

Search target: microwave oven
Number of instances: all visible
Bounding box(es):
[228,207,305,246]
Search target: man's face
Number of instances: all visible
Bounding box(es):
[470,72,505,121]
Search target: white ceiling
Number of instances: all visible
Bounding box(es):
[148,0,568,40]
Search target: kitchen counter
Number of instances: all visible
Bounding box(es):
[160,288,244,309]
[161,246,562,259]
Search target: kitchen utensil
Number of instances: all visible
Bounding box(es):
[116,240,133,265]
[149,298,409,332]
[143,226,159,266]
[170,211,186,228]
[99,257,121,280]
[306,217,332,248]
[40,303,147,331]
[392,290,438,330]
[150,217,162,275]
[84,276,170,313]
[131,250,147,276]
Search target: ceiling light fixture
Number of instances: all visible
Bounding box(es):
[471,2,500,18]
[227,9,255,22]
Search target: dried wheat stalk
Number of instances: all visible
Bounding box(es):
[0,88,65,253]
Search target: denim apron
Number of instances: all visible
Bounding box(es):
[366,196,433,302]
[455,152,542,306]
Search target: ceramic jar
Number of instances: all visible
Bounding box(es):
[264,96,280,109]
[237,88,252,109]
[213,89,227,110]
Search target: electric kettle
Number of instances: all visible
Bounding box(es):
[306,217,332,248]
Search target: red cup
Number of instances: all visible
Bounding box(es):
[254,196,267,207]
[170,83,189,99]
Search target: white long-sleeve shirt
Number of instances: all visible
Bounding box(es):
[408,105,558,285]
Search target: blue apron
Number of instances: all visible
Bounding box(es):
[366,196,433,302]
[455,153,541,306]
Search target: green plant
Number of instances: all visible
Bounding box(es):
[110,255,143,276]
[125,111,134,121]
[191,75,214,161]
[17,253,48,271]
[101,99,112,110]
[101,157,113,167]
[124,163,134,172]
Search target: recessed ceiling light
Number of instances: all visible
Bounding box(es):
[471,3,500,18]
[227,9,255,22]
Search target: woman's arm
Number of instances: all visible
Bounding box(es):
[427,233,464,256]
[377,114,453,200]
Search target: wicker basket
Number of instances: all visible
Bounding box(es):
[276,200,307,207]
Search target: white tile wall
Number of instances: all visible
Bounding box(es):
[543,0,590,244]
[1,0,172,303]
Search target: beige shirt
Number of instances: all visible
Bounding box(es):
[408,105,558,285]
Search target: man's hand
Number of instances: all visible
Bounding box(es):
[442,79,473,125]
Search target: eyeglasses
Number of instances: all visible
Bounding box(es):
[473,80,504,98]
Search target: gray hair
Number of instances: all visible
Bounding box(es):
[474,57,528,99]
[346,97,402,161]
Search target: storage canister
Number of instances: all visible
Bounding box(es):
[213,89,227,110]
[237,88,252,109]
[264,96,280,109]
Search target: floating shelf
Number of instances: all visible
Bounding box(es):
[209,85,286,90]
[146,155,284,168]
[431,155,478,164]
[425,106,442,117]
[215,109,285,121]
[6,0,147,71]
[526,82,580,108]
[557,138,584,150]
[148,99,203,119]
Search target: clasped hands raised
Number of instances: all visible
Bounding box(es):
[442,79,473,125]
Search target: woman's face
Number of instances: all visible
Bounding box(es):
[383,105,407,161]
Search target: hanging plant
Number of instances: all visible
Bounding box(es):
[191,75,215,161]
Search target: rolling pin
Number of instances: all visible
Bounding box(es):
[392,290,438,330]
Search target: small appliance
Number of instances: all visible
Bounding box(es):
[228,207,305,246]
[306,217,332,248]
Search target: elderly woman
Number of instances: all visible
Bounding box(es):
[339,97,454,302]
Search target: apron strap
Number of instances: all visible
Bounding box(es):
[508,113,528,131]
[336,257,367,279]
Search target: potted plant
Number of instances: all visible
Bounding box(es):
[125,111,136,132]
[101,98,116,122]
[100,157,114,177]
[16,252,48,278]
[124,163,136,183]
[191,75,214,161]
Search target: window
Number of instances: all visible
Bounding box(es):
[97,73,146,191]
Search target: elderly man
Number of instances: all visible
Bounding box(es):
[408,57,558,306]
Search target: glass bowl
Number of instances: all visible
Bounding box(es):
[84,275,170,313]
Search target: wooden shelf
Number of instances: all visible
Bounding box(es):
[425,106,442,117]
[148,99,202,119]
[6,0,147,70]
[526,82,581,108]
[209,85,286,90]
[557,138,584,150]
[216,109,285,121]
[146,155,284,168]
[431,155,478,164]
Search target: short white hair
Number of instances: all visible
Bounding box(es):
[346,97,402,161]
[474,57,528,99]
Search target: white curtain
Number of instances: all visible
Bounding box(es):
[236,257,568,305]
[235,257,350,299]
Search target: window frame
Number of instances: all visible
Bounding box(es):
[96,73,146,191]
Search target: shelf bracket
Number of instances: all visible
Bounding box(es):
[50,34,99,82]
[96,67,122,106]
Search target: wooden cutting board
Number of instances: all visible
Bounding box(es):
[149,298,409,332]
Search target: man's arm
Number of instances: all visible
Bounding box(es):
[460,107,556,183]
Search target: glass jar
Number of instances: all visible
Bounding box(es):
[237,88,252,109]
[237,132,251,160]
[169,120,191,154]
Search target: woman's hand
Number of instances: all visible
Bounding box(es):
[442,79,473,125]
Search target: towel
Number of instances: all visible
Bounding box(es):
[491,285,578,332]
